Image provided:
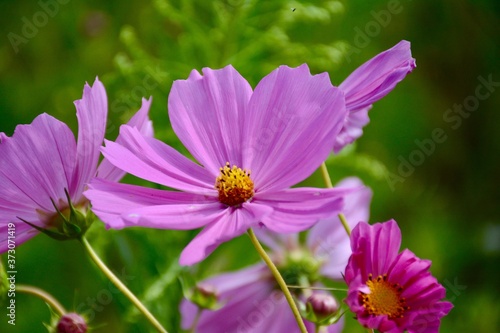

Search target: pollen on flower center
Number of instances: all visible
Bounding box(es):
[215,162,254,207]
[360,274,409,319]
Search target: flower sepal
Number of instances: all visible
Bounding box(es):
[179,276,224,311]
[19,189,94,241]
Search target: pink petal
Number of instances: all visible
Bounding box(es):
[407,302,453,333]
[0,114,76,214]
[182,269,274,332]
[181,261,345,332]
[97,97,153,182]
[349,220,402,278]
[333,106,371,153]
[122,202,224,230]
[101,126,215,193]
[179,299,198,330]
[243,64,346,192]
[85,178,219,230]
[0,196,40,223]
[252,228,299,252]
[70,78,108,202]
[168,65,253,175]
[179,203,273,265]
[255,187,349,233]
[351,220,401,278]
[203,262,269,294]
[308,177,372,279]
[339,40,416,112]
[335,41,415,153]
[390,250,431,288]
[373,220,403,274]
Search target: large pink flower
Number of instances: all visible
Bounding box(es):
[345,220,453,333]
[179,177,372,332]
[0,78,152,252]
[334,40,416,152]
[85,64,351,265]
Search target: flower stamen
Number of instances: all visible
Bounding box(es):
[359,274,409,319]
[215,162,254,207]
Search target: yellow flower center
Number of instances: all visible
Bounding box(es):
[215,162,254,206]
[360,274,409,319]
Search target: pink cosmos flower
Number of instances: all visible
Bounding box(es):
[334,40,416,152]
[345,220,453,333]
[179,177,372,332]
[0,78,152,252]
[85,64,351,265]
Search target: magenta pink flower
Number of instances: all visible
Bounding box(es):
[334,40,416,152]
[179,177,372,332]
[0,79,152,251]
[85,64,350,265]
[344,220,453,333]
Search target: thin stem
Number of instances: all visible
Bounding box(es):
[320,162,333,188]
[320,162,352,237]
[247,229,307,333]
[80,237,168,333]
[338,213,351,237]
[17,284,66,316]
[315,324,320,333]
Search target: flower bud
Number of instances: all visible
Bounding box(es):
[302,293,342,326]
[307,293,339,319]
[56,313,87,333]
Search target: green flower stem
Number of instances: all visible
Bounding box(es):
[247,228,307,333]
[80,237,168,333]
[319,162,352,237]
[17,284,66,316]
[315,324,320,333]
[338,213,351,237]
[320,162,333,188]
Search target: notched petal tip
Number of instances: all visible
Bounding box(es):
[186,68,203,81]
[0,132,8,143]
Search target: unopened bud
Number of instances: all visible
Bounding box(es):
[56,313,87,333]
[307,293,339,318]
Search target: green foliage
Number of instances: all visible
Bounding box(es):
[0,0,498,332]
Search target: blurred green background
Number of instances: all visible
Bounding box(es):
[0,0,499,332]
